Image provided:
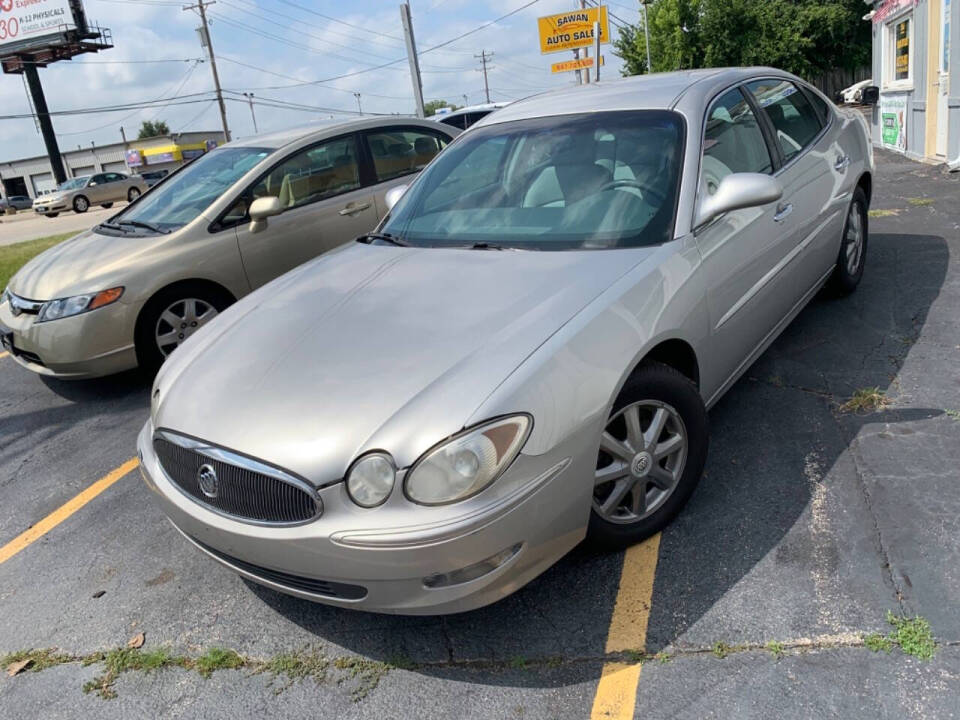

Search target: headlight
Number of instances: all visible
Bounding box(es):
[36,287,124,323]
[404,415,532,506]
[346,452,396,508]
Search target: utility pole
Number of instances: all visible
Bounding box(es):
[23,65,66,185]
[462,93,468,107]
[354,92,363,115]
[185,0,231,142]
[400,2,426,118]
[120,126,128,149]
[476,50,493,103]
[593,21,601,82]
[641,0,652,74]
[242,92,258,133]
[580,0,590,84]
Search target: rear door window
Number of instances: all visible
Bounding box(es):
[746,80,824,163]
[365,129,450,183]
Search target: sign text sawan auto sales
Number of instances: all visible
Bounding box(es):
[0,0,75,51]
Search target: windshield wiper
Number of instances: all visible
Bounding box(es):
[467,242,518,251]
[118,220,171,234]
[357,232,410,247]
[96,221,132,233]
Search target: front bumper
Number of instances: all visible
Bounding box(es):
[137,421,594,615]
[34,203,67,214]
[0,297,138,379]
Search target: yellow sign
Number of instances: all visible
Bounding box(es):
[551,55,605,74]
[537,6,610,54]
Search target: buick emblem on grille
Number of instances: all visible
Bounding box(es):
[197,464,219,498]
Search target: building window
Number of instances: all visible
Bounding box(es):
[884,14,913,87]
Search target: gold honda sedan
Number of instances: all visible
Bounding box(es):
[1,117,457,378]
[33,172,148,217]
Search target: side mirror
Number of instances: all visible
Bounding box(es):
[695,173,783,228]
[384,184,409,212]
[248,196,283,234]
[860,86,879,105]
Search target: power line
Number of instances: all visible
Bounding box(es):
[419,0,541,55]
[0,95,219,121]
[175,99,218,132]
[17,57,205,65]
[217,56,409,99]
[273,0,404,42]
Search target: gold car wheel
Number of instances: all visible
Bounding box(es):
[155,298,219,357]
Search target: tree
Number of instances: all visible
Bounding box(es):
[137,120,170,139]
[614,0,871,81]
[423,99,460,117]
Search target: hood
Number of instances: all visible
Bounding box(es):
[8,228,162,300]
[155,243,653,486]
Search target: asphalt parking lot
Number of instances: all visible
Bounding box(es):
[1,149,958,718]
[0,203,130,247]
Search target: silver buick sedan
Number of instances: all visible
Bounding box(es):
[139,68,873,615]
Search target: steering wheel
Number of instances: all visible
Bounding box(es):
[598,178,666,205]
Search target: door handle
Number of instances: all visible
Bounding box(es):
[339,202,371,216]
[834,154,850,172]
[773,202,793,223]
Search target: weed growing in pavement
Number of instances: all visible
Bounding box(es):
[333,657,394,702]
[1,648,73,673]
[195,648,244,678]
[712,642,732,659]
[868,208,900,218]
[653,651,671,664]
[623,649,645,664]
[839,387,890,414]
[886,612,936,659]
[509,655,527,670]
[863,633,893,653]
[256,649,329,693]
[906,197,935,206]
[944,409,960,421]
[764,641,785,659]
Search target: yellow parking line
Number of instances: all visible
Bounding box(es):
[0,458,139,565]
[590,533,661,720]
[0,351,9,360]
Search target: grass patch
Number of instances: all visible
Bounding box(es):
[333,657,394,702]
[2,648,73,673]
[0,233,75,290]
[944,409,960,421]
[868,208,900,218]
[712,642,732,659]
[839,387,890,414]
[887,612,936,660]
[764,641,785,659]
[256,649,329,692]
[195,647,244,678]
[864,633,893,653]
[906,197,935,206]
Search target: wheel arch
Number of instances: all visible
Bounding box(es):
[856,171,872,207]
[631,337,700,389]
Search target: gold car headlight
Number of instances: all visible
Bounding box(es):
[36,287,124,323]
[404,415,531,506]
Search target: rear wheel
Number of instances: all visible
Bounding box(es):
[128,187,141,202]
[135,284,233,374]
[828,187,868,295]
[588,362,708,550]
[73,195,89,213]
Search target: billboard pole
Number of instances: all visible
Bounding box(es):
[22,64,67,186]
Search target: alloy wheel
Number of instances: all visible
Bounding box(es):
[845,201,864,275]
[129,188,141,201]
[74,197,88,212]
[593,400,688,524]
[155,298,219,357]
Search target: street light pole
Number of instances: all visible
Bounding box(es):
[242,92,258,133]
[354,92,363,115]
[641,0,652,74]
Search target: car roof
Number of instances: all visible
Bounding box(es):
[439,102,509,119]
[226,116,452,151]
[473,67,790,127]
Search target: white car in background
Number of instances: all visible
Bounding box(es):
[837,79,873,105]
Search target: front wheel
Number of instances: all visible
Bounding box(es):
[828,187,868,295]
[100,202,114,209]
[128,187,141,202]
[73,195,89,213]
[135,284,233,374]
[588,362,709,550]
[45,213,60,218]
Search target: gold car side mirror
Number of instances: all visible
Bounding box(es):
[249,196,284,234]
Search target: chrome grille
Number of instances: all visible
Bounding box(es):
[154,433,321,525]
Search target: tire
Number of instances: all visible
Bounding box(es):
[134,283,234,374]
[828,186,868,295]
[588,362,709,550]
[128,187,141,202]
[100,202,114,209]
[46,213,59,218]
[73,195,89,213]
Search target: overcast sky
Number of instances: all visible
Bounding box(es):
[0,0,635,162]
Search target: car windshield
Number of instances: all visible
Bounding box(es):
[109,146,272,232]
[58,177,89,191]
[381,111,684,250]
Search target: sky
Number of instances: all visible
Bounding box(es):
[0,0,638,162]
